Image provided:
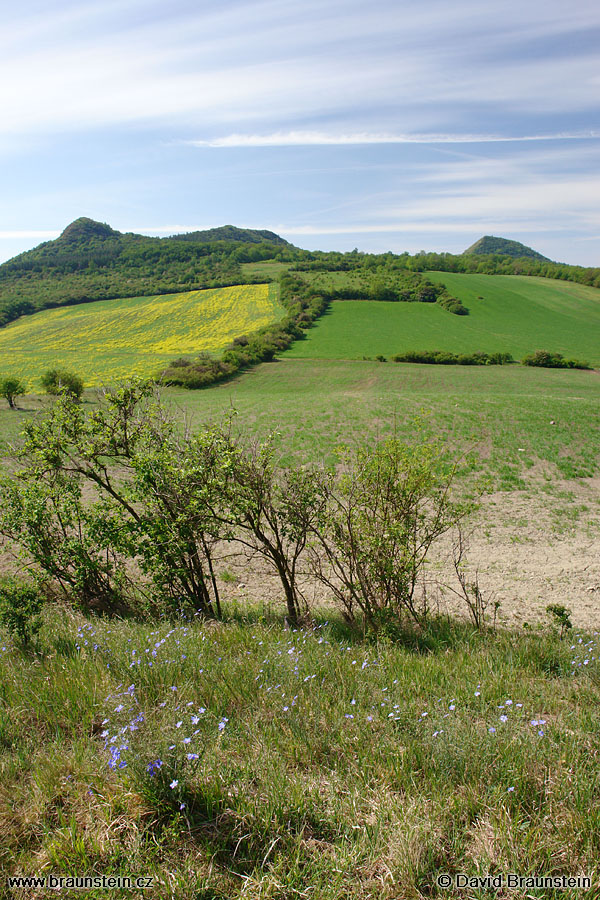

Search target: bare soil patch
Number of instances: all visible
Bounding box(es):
[430,477,600,629]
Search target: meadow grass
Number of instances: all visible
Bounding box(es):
[284,274,600,366]
[1,606,598,898]
[0,284,283,389]
[163,360,600,486]
[241,260,291,280]
[1,360,598,490]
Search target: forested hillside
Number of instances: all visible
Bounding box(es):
[0,219,298,327]
[1,220,598,335]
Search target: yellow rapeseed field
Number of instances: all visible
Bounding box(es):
[0,283,284,388]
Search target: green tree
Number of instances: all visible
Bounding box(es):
[0,381,234,618]
[40,368,84,399]
[309,438,469,630]
[0,376,26,409]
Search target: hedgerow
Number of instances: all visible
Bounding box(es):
[393,350,514,366]
[159,274,329,388]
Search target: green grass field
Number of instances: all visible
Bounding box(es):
[241,260,291,280]
[3,361,598,487]
[284,274,600,365]
[166,359,599,486]
[0,283,283,388]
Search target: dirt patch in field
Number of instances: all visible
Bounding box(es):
[429,477,600,630]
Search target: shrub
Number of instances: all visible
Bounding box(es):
[169,357,192,368]
[487,351,513,365]
[308,439,469,630]
[0,464,130,615]
[0,578,44,645]
[0,382,235,618]
[40,368,84,399]
[0,375,26,409]
[521,350,590,369]
[224,436,328,625]
[546,604,573,637]
[436,294,469,315]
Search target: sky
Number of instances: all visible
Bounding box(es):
[1,0,599,265]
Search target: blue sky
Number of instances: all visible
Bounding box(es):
[1,0,599,265]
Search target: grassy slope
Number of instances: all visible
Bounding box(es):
[0,283,283,387]
[3,361,598,484]
[2,360,598,486]
[166,360,599,484]
[284,274,600,365]
[1,611,599,897]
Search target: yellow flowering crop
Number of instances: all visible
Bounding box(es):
[0,283,283,388]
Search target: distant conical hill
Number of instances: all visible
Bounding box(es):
[463,236,551,261]
[58,217,121,243]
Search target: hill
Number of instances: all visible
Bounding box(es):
[463,235,551,261]
[169,225,290,245]
[57,216,121,243]
[0,218,297,328]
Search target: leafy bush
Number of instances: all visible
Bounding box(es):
[487,351,514,365]
[40,368,84,398]
[223,436,328,625]
[0,578,44,645]
[521,350,590,369]
[0,463,130,615]
[308,439,468,629]
[0,382,235,618]
[546,604,573,637]
[0,375,26,409]
[436,293,468,315]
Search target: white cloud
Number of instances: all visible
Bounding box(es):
[1,0,598,138]
[0,230,60,239]
[276,221,567,236]
[190,130,600,148]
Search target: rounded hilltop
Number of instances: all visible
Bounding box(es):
[463,235,552,262]
[58,217,120,243]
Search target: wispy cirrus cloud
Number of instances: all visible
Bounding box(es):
[2,0,599,139]
[190,130,600,148]
[275,222,561,235]
[0,230,60,240]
